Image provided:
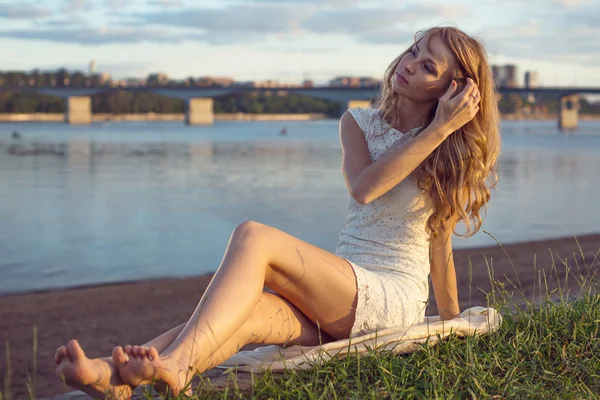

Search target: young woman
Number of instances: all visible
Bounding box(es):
[54,26,500,398]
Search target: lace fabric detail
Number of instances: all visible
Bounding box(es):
[336,107,433,336]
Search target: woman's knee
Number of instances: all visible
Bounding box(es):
[232,220,271,247]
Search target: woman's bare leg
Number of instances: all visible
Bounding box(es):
[55,323,186,399]
[114,291,335,394]
[197,293,336,371]
[114,221,358,395]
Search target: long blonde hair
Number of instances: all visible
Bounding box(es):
[375,27,501,243]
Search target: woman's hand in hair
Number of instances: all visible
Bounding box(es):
[432,77,480,136]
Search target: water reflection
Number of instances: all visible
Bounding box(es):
[0,120,598,294]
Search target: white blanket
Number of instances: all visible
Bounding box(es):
[218,306,502,371]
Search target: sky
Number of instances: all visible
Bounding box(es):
[0,0,599,87]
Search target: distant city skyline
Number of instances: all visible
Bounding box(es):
[0,0,599,87]
[0,64,545,91]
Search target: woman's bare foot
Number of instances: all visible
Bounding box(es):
[112,345,194,397]
[55,340,133,400]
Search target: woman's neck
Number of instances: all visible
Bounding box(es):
[394,96,436,133]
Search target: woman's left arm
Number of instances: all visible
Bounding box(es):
[430,221,461,321]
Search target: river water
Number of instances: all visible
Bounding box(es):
[0,119,598,294]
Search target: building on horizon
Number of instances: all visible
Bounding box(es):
[109,77,146,87]
[196,76,235,87]
[328,76,380,87]
[244,80,312,88]
[126,77,146,86]
[98,72,112,85]
[491,64,518,88]
[145,73,169,86]
[250,80,281,88]
[89,60,96,76]
[524,71,539,89]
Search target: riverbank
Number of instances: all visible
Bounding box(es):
[1,233,599,398]
[0,112,599,123]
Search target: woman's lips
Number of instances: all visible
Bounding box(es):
[395,71,408,85]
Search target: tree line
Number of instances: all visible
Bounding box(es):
[2,90,599,116]
[0,69,341,116]
[0,91,342,116]
[0,69,598,116]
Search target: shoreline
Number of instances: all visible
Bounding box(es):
[0,112,599,123]
[2,232,599,398]
[0,232,598,299]
[0,112,328,123]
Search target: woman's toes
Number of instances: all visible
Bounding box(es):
[123,345,133,356]
[148,347,159,362]
[112,346,129,367]
[131,345,140,358]
[66,340,86,361]
[55,346,68,364]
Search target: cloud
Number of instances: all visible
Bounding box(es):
[255,45,341,53]
[0,1,472,47]
[477,0,600,62]
[230,0,362,4]
[0,26,203,45]
[478,18,600,64]
[563,2,600,26]
[42,17,87,27]
[190,31,274,46]
[107,0,128,10]
[556,0,584,7]
[136,3,315,34]
[1,0,593,64]
[0,2,52,19]
[359,27,417,45]
[133,2,467,45]
[62,0,93,12]
[301,9,406,35]
[147,0,184,7]
[299,4,468,44]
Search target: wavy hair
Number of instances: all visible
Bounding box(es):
[375,27,501,243]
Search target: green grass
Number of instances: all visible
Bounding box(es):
[177,294,600,400]
[4,241,600,400]
[139,238,600,400]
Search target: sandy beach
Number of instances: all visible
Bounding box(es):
[1,233,599,399]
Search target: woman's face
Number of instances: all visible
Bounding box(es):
[392,34,458,103]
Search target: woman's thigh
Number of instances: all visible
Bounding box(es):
[246,221,359,339]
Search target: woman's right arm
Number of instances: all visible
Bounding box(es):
[339,111,373,204]
[340,79,480,204]
[340,112,452,204]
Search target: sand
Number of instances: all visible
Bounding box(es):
[1,233,599,399]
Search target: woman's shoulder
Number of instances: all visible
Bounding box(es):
[347,106,380,118]
[346,107,382,134]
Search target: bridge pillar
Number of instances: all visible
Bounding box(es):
[558,94,579,131]
[65,96,92,125]
[185,98,214,125]
[340,99,373,116]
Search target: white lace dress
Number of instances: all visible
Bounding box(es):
[335,107,434,337]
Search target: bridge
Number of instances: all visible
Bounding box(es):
[2,85,598,130]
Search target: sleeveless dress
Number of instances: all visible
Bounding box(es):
[334,107,434,337]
